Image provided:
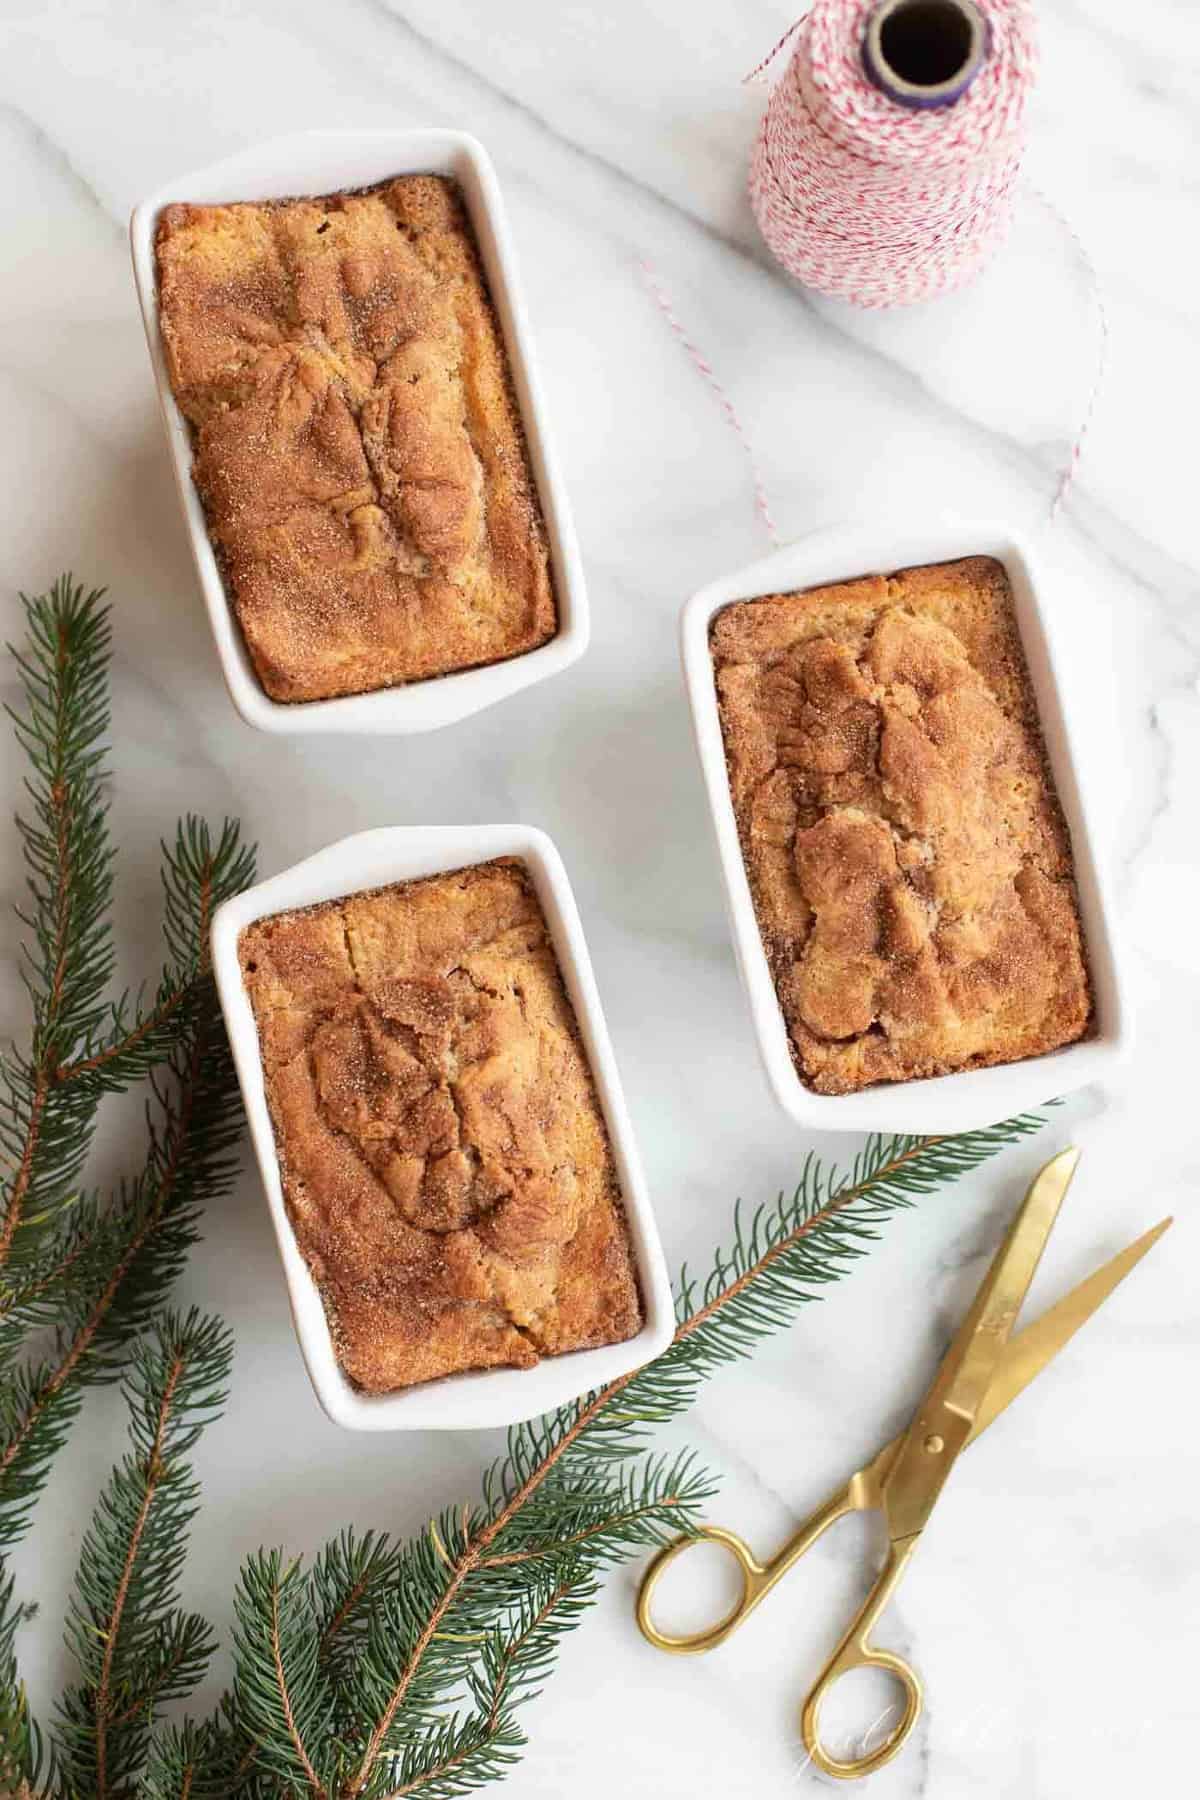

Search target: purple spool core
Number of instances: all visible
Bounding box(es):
[863,0,990,110]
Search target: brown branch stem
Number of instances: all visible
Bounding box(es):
[53,851,215,1088]
[477,1498,689,1570]
[52,978,196,1087]
[0,1222,97,1319]
[267,1581,326,1799]
[0,1009,210,1491]
[0,625,79,1271]
[0,1078,48,1271]
[317,1571,375,1668]
[108,1633,194,1730]
[93,1351,185,1797]
[380,1577,580,1800]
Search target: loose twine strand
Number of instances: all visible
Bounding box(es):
[637,257,781,547]
[640,1,1106,539]
[1031,183,1111,523]
[741,13,807,86]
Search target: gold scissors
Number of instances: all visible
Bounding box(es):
[636,1149,1171,1780]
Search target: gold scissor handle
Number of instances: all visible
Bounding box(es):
[800,1535,924,1781]
[636,1485,855,1655]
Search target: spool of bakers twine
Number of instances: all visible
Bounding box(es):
[640,0,1106,524]
[749,0,1038,308]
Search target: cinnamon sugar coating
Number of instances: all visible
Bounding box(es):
[239,860,642,1392]
[155,177,556,702]
[712,557,1092,1094]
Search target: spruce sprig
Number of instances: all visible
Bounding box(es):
[1,580,115,1273]
[0,579,256,1797]
[0,1569,49,1799]
[0,582,255,1553]
[179,1122,1042,1800]
[298,1116,1044,1800]
[53,1309,234,1799]
[0,820,253,1551]
[379,1564,599,1800]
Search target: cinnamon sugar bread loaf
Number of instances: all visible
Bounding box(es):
[156,177,555,702]
[712,556,1092,1095]
[239,860,642,1392]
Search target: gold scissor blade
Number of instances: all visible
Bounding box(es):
[854,1212,1171,1509]
[969,1214,1173,1444]
[881,1147,1081,1543]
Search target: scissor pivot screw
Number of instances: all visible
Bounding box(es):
[923,1434,945,1454]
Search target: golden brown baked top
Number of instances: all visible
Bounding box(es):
[155,176,556,702]
[239,860,642,1392]
[712,556,1092,1094]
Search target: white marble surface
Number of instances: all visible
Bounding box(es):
[2,2,1198,1794]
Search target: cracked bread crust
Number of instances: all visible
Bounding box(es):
[239,859,642,1392]
[155,176,556,702]
[712,556,1093,1095]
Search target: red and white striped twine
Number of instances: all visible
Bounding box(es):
[1030,183,1111,522]
[640,1,1106,530]
[749,0,1039,309]
[638,257,781,545]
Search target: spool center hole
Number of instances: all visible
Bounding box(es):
[879,0,974,87]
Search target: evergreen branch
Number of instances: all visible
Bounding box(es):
[0,587,259,1800]
[376,1714,523,1800]
[107,1615,213,1731]
[378,1569,595,1800]
[46,813,251,1099]
[0,1064,49,1269]
[343,1115,1044,1795]
[0,1569,52,1799]
[311,1532,407,1688]
[51,980,196,1089]
[1,577,252,1297]
[471,1568,599,1722]
[489,1120,1047,1496]
[475,1450,717,1570]
[141,1720,210,1800]
[0,1203,100,1323]
[0,1358,87,1554]
[53,1309,232,1799]
[232,1554,340,1798]
[45,817,252,1096]
[1,579,114,1271]
[141,1697,277,1800]
[0,749,254,1548]
[0,976,241,1548]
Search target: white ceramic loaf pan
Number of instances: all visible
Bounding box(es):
[211,824,674,1431]
[131,129,588,735]
[681,519,1130,1135]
